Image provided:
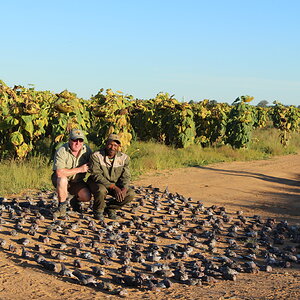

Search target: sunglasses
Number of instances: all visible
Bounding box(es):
[71,138,84,142]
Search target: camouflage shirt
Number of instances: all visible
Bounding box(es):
[88,149,131,189]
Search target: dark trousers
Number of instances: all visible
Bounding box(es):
[87,178,135,213]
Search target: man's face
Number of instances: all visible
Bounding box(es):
[105,140,120,157]
[69,138,84,152]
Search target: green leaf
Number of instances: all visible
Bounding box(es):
[21,115,34,138]
[11,131,24,146]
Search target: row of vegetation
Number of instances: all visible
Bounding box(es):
[1,80,300,194]
[1,128,300,195]
[1,81,300,160]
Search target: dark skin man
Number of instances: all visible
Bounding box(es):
[105,140,127,202]
[87,133,135,220]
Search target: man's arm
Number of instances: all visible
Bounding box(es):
[56,164,88,178]
[89,152,113,188]
[53,146,88,178]
[118,156,131,189]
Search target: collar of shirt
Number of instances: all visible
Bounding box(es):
[104,155,115,167]
[67,144,86,156]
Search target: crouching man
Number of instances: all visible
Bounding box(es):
[87,134,135,221]
[52,129,92,218]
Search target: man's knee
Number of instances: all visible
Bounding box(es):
[124,187,135,204]
[52,172,68,186]
[89,181,108,197]
[127,188,136,199]
[77,187,91,202]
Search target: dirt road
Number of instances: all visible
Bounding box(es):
[136,153,300,224]
[0,154,299,300]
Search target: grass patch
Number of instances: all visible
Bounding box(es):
[250,127,300,155]
[0,156,52,195]
[127,127,300,179]
[0,128,299,195]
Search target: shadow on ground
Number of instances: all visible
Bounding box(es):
[195,166,300,222]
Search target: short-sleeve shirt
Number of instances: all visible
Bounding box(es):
[53,143,92,182]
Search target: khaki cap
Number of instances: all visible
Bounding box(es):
[69,129,85,140]
[107,133,121,145]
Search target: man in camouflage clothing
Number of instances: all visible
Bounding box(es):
[88,134,135,221]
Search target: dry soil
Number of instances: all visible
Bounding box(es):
[0,154,299,300]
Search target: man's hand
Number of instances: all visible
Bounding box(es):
[110,185,124,202]
[56,163,89,178]
[79,163,89,173]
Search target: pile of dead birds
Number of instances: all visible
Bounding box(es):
[0,185,299,296]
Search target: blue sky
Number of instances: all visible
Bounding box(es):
[1,0,299,106]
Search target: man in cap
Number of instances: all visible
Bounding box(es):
[87,133,135,221]
[52,128,92,218]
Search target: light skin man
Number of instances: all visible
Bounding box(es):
[52,129,92,217]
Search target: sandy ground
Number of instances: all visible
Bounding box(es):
[0,154,299,300]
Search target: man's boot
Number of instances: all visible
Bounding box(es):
[53,202,68,218]
[93,210,104,221]
[70,197,83,213]
[106,209,118,220]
